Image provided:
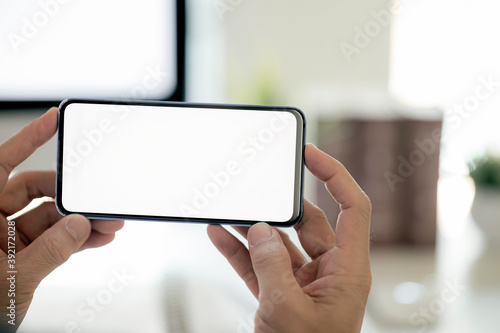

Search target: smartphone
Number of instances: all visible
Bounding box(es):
[56,99,305,226]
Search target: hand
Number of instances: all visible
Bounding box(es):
[0,108,124,330]
[208,144,372,333]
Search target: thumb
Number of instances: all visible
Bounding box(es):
[20,214,91,285]
[248,223,301,300]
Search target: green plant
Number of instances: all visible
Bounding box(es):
[469,154,500,188]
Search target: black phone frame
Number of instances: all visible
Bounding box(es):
[56,98,306,227]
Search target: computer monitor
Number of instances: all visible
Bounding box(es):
[0,0,185,109]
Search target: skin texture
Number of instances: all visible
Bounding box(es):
[0,108,124,330]
[208,144,372,333]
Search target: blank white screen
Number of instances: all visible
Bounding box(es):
[0,0,176,100]
[60,103,300,223]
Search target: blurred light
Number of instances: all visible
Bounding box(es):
[438,175,475,238]
[390,0,500,162]
[392,281,425,305]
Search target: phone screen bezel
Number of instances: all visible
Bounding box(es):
[56,98,306,227]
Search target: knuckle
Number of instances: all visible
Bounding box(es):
[313,207,329,223]
[251,244,287,268]
[355,191,372,218]
[39,235,71,266]
[362,193,372,212]
[277,230,291,242]
[352,266,372,298]
[226,244,245,261]
[359,272,372,297]
[240,267,257,286]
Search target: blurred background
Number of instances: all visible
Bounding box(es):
[1,0,499,332]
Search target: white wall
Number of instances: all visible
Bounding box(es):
[218,0,393,105]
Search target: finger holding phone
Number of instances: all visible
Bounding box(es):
[208,144,372,333]
[0,108,124,330]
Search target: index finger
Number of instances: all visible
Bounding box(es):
[294,199,336,260]
[304,144,371,253]
[0,107,58,191]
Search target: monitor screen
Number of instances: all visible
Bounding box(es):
[0,0,183,105]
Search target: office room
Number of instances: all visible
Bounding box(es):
[0,0,499,332]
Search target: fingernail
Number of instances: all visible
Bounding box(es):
[249,223,274,247]
[66,215,90,243]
